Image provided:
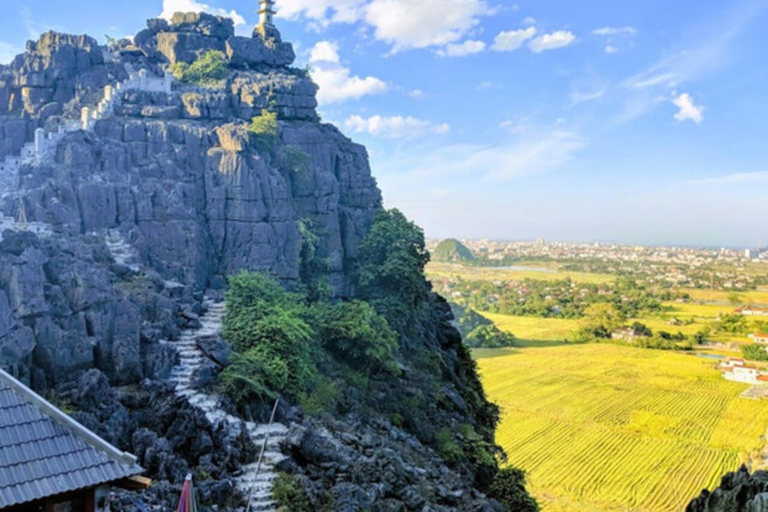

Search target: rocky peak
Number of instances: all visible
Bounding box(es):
[131,12,295,69]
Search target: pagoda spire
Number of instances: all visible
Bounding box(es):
[258,0,276,28]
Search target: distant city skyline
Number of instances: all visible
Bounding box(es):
[1,0,767,246]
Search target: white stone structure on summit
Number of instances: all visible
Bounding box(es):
[168,300,289,512]
[258,0,277,28]
[0,68,173,234]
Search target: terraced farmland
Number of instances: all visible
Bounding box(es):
[477,344,768,512]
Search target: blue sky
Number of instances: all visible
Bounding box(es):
[2,0,767,247]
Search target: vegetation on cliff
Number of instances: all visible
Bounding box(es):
[220,208,537,510]
[171,49,228,85]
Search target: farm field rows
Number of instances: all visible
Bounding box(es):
[476,344,768,512]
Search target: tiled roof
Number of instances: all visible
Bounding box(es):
[0,369,143,509]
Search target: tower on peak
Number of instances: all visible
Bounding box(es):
[258,0,276,28]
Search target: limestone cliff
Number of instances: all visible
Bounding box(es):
[0,12,508,512]
[0,13,381,385]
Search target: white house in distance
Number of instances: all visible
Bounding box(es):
[721,358,768,385]
[749,332,768,345]
[736,307,768,317]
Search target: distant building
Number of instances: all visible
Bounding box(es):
[722,358,745,368]
[723,364,761,384]
[0,369,149,511]
[612,327,646,342]
[736,307,768,317]
[749,333,768,345]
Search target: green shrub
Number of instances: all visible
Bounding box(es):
[273,473,311,511]
[279,146,311,173]
[311,301,399,373]
[488,468,540,512]
[742,344,768,362]
[435,428,463,465]
[358,208,430,332]
[219,350,277,404]
[465,324,516,349]
[249,109,279,152]
[298,379,341,417]
[222,273,318,400]
[171,50,228,85]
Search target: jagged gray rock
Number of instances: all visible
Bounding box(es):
[687,467,768,512]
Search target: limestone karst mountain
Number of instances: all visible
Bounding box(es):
[0,11,514,512]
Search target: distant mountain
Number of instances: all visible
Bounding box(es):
[433,238,474,262]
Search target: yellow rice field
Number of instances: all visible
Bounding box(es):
[477,344,768,512]
[426,262,615,285]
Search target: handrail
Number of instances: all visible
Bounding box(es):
[245,398,280,512]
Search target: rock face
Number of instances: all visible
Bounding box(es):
[687,467,768,512]
[0,12,504,512]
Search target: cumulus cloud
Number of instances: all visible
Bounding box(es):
[672,92,704,123]
[491,27,536,51]
[345,115,450,138]
[309,41,388,104]
[365,0,492,51]
[276,0,366,25]
[280,0,492,52]
[528,31,576,53]
[592,26,637,36]
[436,40,486,57]
[160,0,246,26]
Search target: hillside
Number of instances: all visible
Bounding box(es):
[433,238,475,262]
[0,13,526,512]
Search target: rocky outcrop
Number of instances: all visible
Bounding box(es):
[687,466,768,512]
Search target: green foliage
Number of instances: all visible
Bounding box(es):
[488,468,540,512]
[272,473,311,511]
[458,423,497,467]
[358,208,430,331]
[465,324,517,349]
[248,109,279,152]
[279,146,311,174]
[297,219,331,302]
[222,273,317,399]
[432,238,474,262]
[717,313,750,334]
[742,344,768,362]
[219,350,277,404]
[298,379,342,418]
[311,301,399,373]
[436,429,464,465]
[575,303,626,340]
[171,50,228,85]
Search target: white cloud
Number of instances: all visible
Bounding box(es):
[592,26,637,36]
[309,40,341,63]
[672,92,704,123]
[276,0,366,25]
[345,115,450,138]
[365,0,492,51]
[436,40,486,57]
[0,41,21,65]
[160,0,246,26]
[492,27,536,51]
[408,89,425,99]
[570,88,606,104]
[309,41,388,104]
[693,171,768,185]
[281,0,491,51]
[605,45,617,54]
[529,31,576,53]
[385,130,586,181]
[476,80,502,90]
[522,17,536,26]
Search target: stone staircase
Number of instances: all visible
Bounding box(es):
[104,230,141,272]
[0,68,171,199]
[169,300,288,512]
